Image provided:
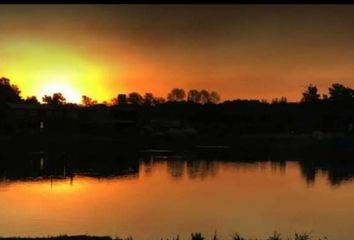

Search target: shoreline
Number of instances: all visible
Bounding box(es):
[0,232,329,240]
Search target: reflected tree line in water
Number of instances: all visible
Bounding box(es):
[0,148,354,186]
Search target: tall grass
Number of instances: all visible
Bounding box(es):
[0,232,329,240]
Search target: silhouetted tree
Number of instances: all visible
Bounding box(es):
[167,88,186,102]
[271,97,287,104]
[328,83,354,102]
[144,92,155,106]
[187,89,220,104]
[81,95,97,106]
[128,92,144,105]
[117,94,127,105]
[209,91,221,104]
[199,89,210,104]
[0,77,22,103]
[24,96,39,104]
[154,97,166,104]
[42,93,66,105]
[110,97,118,106]
[301,84,320,102]
[187,89,201,103]
[102,100,109,106]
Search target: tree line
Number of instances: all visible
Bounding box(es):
[0,77,221,106]
[2,76,354,106]
[301,83,354,103]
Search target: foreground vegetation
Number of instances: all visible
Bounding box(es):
[0,232,329,240]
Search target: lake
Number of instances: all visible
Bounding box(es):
[0,151,353,240]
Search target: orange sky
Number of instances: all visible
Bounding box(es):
[2,5,354,102]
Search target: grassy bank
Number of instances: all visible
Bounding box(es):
[0,232,329,240]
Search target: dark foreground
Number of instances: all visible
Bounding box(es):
[0,233,330,240]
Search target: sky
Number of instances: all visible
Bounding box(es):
[2,4,354,103]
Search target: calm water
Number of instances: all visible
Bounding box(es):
[0,153,354,240]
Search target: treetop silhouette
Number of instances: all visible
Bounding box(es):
[301,84,320,103]
[4,75,354,107]
[0,77,22,104]
[82,95,97,107]
[328,83,354,102]
[42,93,66,105]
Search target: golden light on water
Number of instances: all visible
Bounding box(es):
[1,162,354,239]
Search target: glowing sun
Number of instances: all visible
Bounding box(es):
[39,83,81,104]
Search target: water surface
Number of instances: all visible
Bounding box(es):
[0,156,353,240]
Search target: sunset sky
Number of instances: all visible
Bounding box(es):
[2,5,354,103]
